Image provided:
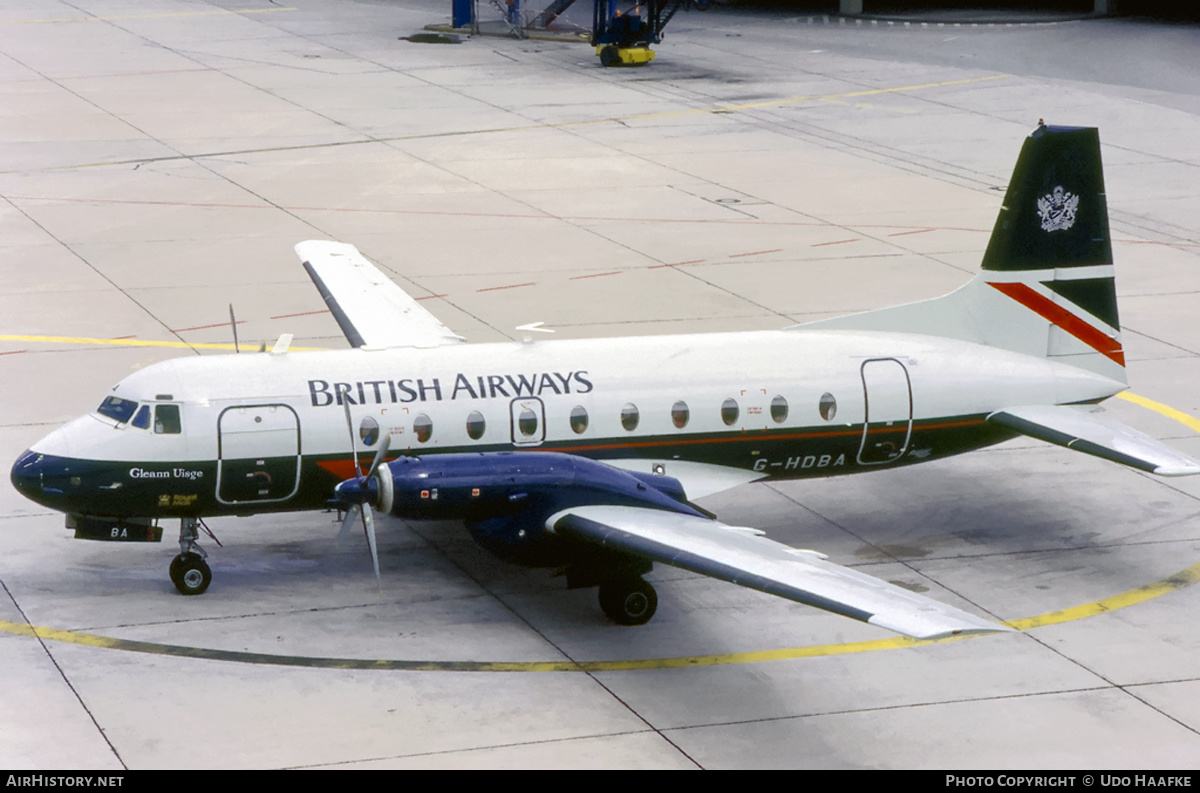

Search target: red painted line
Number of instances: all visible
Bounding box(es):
[0,349,28,356]
[477,283,536,293]
[173,321,244,332]
[270,310,330,320]
[988,281,1125,366]
[887,228,935,237]
[811,238,860,247]
[569,271,622,280]
[414,294,449,301]
[729,249,782,258]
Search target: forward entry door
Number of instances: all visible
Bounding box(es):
[217,404,301,504]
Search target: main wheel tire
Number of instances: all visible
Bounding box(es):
[171,553,211,596]
[598,578,657,626]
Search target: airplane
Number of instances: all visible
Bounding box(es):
[11,123,1200,642]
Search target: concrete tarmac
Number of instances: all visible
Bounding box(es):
[2,0,1199,770]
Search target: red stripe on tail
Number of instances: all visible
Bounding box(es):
[988,281,1125,367]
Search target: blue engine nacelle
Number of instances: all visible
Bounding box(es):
[373,452,703,566]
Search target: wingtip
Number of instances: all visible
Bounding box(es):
[869,613,1017,641]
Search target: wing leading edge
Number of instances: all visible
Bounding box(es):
[296,240,465,349]
[988,404,1200,477]
[549,505,1011,640]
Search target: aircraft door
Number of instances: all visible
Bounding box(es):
[510,397,545,447]
[217,404,301,504]
[857,358,912,465]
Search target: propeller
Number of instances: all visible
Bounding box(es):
[334,400,391,584]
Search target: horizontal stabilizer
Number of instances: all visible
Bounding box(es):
[988,404,1200,476]
[296,240,465,349]
[549,505,1011,640]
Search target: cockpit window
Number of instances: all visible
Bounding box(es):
[132,405,151,430]
[154,404,182,434]
[97,396,137,423]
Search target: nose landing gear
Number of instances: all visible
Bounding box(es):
[170,517,216,596]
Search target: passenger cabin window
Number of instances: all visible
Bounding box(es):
[721,398,739,426]
[819,393,837,422]
[770,396,788,424]
[466,411,486,440]
[518,408,538,437]
[154,404,182,434]
[359,416,380,446]
[569,406,588,434]
[414,414,433,443]
[97,396,137,423]
[671,401,689,429]
[132,405,151,430]
[620,403,639,432]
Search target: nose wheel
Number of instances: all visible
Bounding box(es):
[598,577,657,625]
[169,552,211,596]
[170,517,214,596]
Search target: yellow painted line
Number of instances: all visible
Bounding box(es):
[2,559,1196,672]
[1,8,296,25]
[1005,560,1200,633]
[0,335,324,352]
[702,74,1009,116]
[1116,390,1200,435]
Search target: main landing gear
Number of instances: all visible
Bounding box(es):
[598,576,657,625]
[170,517,212,596]
[567,556,659,625]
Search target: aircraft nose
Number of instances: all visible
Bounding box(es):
[11,449,47,502]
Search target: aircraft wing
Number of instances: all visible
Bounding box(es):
[296,240,465,349]
[988,404,1200,476]
[548,505,1010,640]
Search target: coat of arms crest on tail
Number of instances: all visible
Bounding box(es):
[1037,186,1079,232]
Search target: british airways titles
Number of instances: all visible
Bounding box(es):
[308,371,594,407]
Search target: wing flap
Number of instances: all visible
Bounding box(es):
[549,505,1010,640]
[296,240,465,349]
[988,404,1200,476]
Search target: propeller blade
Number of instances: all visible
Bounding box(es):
[337,505,358,545]
[366,432,391,479]
[361,504,381,584]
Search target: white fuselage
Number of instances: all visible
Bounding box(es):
[19,326,1123,520]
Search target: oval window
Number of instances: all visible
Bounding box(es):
[819,393,837,422]
[721,398,739,426]
[359,416,379,446]
[671,401,689,429]
[770,396,788,424]
[621,403,639,432]
[414,414,433,443]
[518,408,538,437]
[570,405,588,434]
[466,411,486,440]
